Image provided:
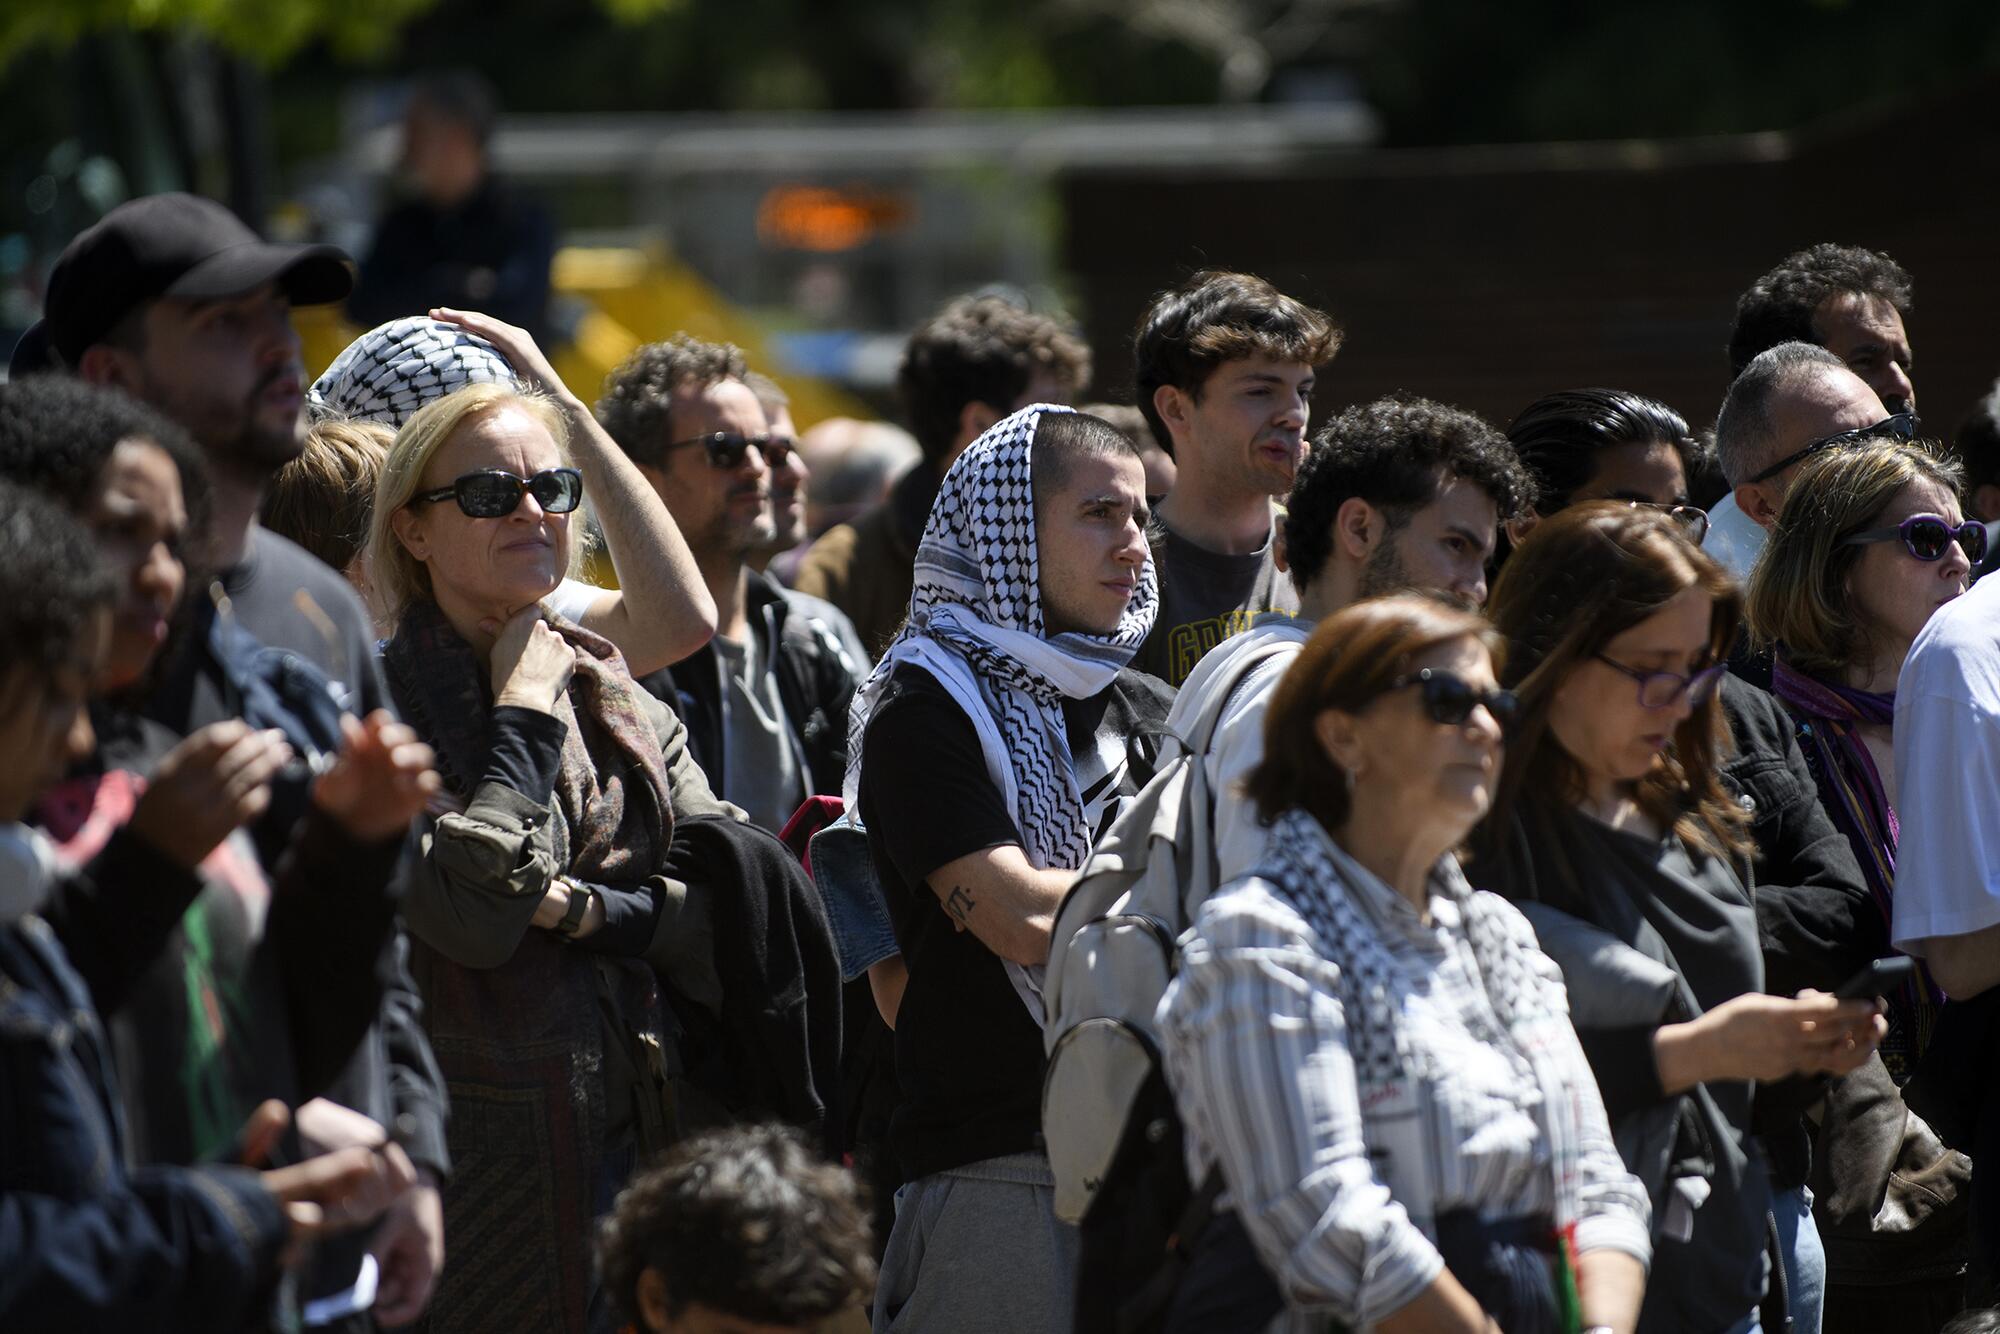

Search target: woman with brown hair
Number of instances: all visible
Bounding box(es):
[1156,594,1651,1334]
[1475,504,1885,1334]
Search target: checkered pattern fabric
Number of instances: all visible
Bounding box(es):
[307,317,520,427]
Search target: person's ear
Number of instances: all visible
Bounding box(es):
[1313,707,1367,778]
[1152,384,1193,447]
[390,504,432,563]
[1272,521,1289,574]
[77,342,139,393]
[1504,512,1539,548]
[1738,482,1780,530]
[1333,496,1378,561]
[636,1267,672,1333]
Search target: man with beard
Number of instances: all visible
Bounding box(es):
[1179,394,1533,879]
[598,338,860,832]
[14,192,451,1329]
[1128,270,1343,686]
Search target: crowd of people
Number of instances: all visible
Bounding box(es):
[4,177,2000,1334]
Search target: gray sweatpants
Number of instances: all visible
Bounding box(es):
[871,1152,1078,1333]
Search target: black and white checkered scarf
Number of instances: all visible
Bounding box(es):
[844,403,1158,1014]
[307,317,520,427]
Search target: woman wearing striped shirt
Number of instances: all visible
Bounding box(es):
[1157,594,1651,1334]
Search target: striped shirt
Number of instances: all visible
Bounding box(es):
[1157,836,1651,1332]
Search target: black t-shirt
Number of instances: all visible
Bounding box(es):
[858,661,1171,1181]
[1130,521,1299,687]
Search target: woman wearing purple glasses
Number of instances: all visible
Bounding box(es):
[1472,504,1885,1334]
[1744,438,1977,1333]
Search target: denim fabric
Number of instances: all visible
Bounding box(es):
[1774,1183,1826,1334]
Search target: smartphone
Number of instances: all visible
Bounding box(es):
[1833,956,1916,1001]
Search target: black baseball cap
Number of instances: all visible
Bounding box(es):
[12,192,353,376]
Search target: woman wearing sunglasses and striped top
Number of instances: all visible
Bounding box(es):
[1471,505,1885,1334]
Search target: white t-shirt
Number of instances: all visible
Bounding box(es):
[542,578,605,625]
[1891,567,2000,953]
[1701,492,1766,586]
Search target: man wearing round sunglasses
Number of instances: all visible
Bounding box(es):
[598,336,861,835]
[1168,394,1536,881]
[1705,343,1898,584]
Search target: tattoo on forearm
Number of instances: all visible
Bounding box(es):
[945,885,977,926]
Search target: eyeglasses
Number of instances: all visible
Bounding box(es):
[1386,668,1519,730]
[1841,513,1986,565]
[1595,654,1727,711]
[1624,501,1710,545]
[1746,411,1919,486]
[410,467,584,518]
[650,432,789,470]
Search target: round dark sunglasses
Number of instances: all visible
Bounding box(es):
[1386,668,1519,729]
[1841,512,1986,565]
[411,467,585,518]
[651,431,794,470]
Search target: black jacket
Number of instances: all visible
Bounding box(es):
[641,571,862,803]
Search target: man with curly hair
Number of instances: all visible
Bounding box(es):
[791,293,1091,657]
[1728,242,1917,415]
[596,335,861,832]
[1174,393,1533,879]
[1128,269,1343,686]
[598,1123,876,1333]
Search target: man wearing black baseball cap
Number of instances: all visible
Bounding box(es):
[21,194,454,1329]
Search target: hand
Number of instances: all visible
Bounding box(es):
[313,711,440,843]
[531,879,573,931]
[370,1171,445,1326]
[236,1101,416,1268]
[429,308,571,405]
[128,722,291,869]
[488,607,575,714]
[1707,991,1885,1081]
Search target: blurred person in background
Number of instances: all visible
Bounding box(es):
[1080,400,1175,497]
[264,417,394,611]
[744,369,871,669]
[348,70,556,345]
[1950,382,2000,580]
[1130,270,1342,687]
[793,293,1091,658]
[797,415,922,541]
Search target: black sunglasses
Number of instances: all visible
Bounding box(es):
[1841,512,1986,565]
[650,431,791,470]
[1746,411,1919,486]
[411,467,584,518]
[1386,668,1518,730]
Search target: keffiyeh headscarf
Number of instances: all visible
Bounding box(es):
[844,404,1158,1016]
[307,317,521,427]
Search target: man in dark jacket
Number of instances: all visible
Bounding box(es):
[348,71,555,345]
[598,336,861,831]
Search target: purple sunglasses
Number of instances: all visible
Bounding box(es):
[1841,513,1987,565]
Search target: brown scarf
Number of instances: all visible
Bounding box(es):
[382,598,673,879]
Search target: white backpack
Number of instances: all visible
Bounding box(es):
[1041,637,1296,1226]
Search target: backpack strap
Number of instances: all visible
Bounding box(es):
[1181,637,1299,759]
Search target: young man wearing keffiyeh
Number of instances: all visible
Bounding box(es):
[848,404,1174,1333]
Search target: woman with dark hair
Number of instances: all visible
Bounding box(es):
[1745,439,1976,1334]
[1157,594,1651,1334]
[1506,388,1706,548]
[1475,504,1885,1334]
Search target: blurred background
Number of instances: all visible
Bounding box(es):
[4,0,1997,432]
